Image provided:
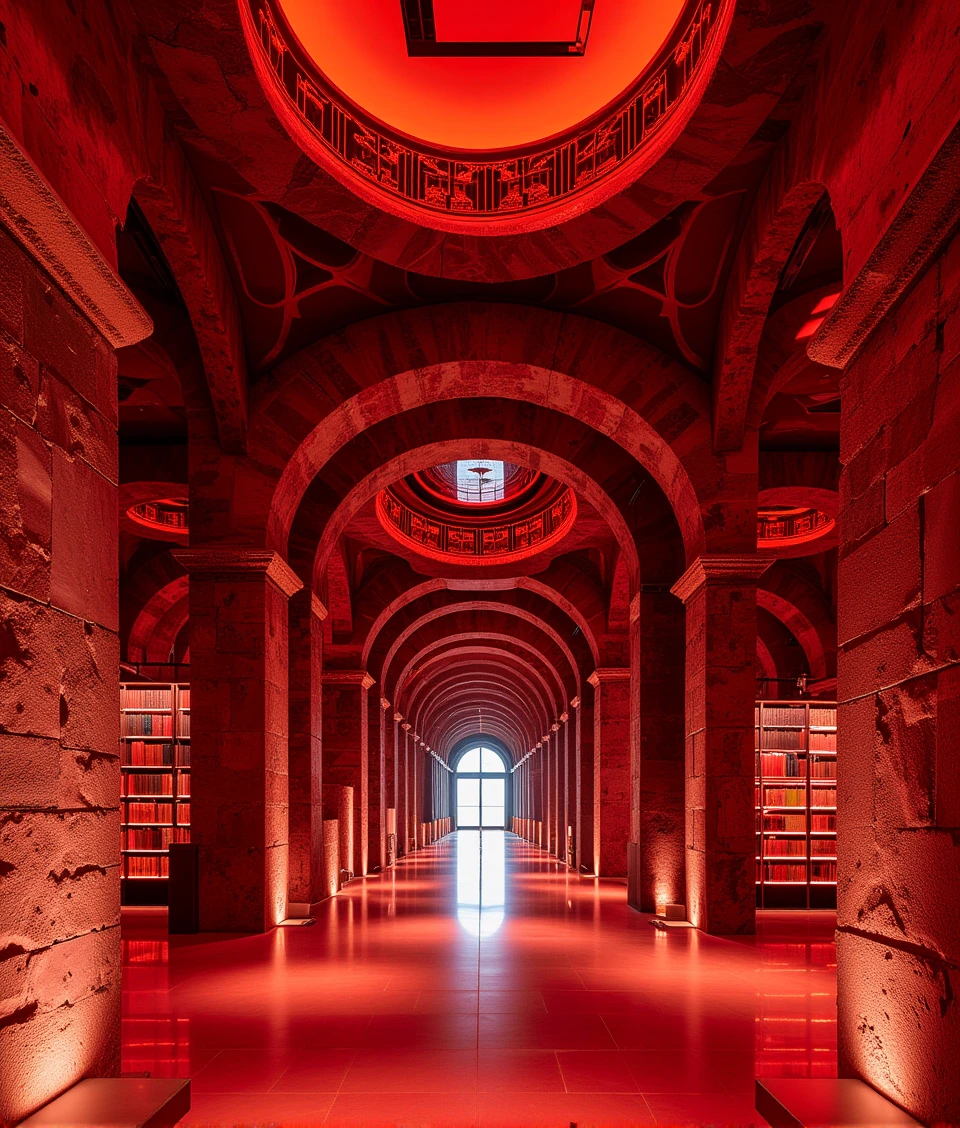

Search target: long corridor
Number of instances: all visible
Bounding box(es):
[123,833,837,1127]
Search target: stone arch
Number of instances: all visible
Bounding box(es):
[242,306,711,563]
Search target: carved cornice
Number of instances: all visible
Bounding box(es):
[588,667,630,687]
[670,554,773,604]
[393,712,403,723]
[322,669,375,690]
[0,120,152,348]
[380,697,391,711]
[570,696,581,710]
[173,547,303,598]
[311,593,329,620]
[560,712,569,723]
[809,118,960,369]
[401,722,411,731]
[551,722,560,732]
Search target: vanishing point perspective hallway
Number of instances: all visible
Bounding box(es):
[123,833,837,1127]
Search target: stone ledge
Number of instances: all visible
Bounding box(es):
[755,1079,922,1128]
[19,1078,189,1128]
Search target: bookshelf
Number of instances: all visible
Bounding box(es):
[120,681,190,905]
[756,699,837,909]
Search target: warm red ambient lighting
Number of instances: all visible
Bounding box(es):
[127,498,189,533]
[277,0,685,150]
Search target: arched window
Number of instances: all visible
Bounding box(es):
[455,744,507,828]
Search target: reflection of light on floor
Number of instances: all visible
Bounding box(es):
[456,830,505,937]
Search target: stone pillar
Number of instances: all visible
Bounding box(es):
[559,714,570,863]
[543,733,553,853]
[830,218,960,1124]
[576,694,593,872]
[322,670,373,877]
[551,721,562,858]
[672,555,770,935]
[0,142,151,1121]
[588,668,631,877]
[393,713,405,857]
[287,589,326,909]
[177,548,303,932]
[402,723,413,850]
[632,590,687,912]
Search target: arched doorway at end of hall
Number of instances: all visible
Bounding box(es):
[452,743,509,829]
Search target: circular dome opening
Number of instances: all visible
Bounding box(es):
[128,498,189,534]
[757,506,834,549]
[376,466,576,564]
[278,0,685,151]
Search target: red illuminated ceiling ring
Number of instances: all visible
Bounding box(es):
[757,507,834,548]
[241,0,725,232]
[376,485,576,564]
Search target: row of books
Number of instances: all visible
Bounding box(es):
[810,760,837,778]
[758,706,807,724]
[809,708,837,726]
[758,730,806,750]
[759,787,806,806]
[123,773,173,796]
[125,855,170,878]
[122,827,191,850]
[180,713,191,737]
[122,688,172,709]
[123,742,191,767]
[759,812,836,832]
[123,713,174,736]
[759,863,807,882]
[763,839,807,856]
[809,732,837,750]
[811,861,837,880]
[757,752,803,777]
[811,839,836,856]
[124,801,190,823]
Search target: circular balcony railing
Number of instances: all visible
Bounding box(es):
[377,484,576,564]
[757,507,834,547]
[128,498,189,534]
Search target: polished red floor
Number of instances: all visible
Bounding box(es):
[122,832,837,1126]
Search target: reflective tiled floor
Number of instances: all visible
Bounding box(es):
[122,831,837,1126]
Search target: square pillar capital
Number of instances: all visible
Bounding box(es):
[174,547,304,598]
[323,669,375,691]
[671,554,773,603]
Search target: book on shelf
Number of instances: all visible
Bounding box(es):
[764,838,807,856]
[123,741,174,766]
[177,774,191,797]
[809,732,837,750]
[809,707,837,727]
[811,861,837,881]
[122,827,191,850]
[811,813,835,832]
[177,801,190,824]
[759,751,804,777]
[810,759,837,778]
[811,838,836,856]
[763,862,807,882]
[762,706,806,726]
[122,687,172,710]
[123,713,173,736]
[125,801,173,824]
[179,712,191,737]
[761,729,805,750]
[179,688,190,708]
[122,772,173,796]
[126,855,169,878]
[763,787,807,807]
[811,788,837,806]
[764,812,807,832]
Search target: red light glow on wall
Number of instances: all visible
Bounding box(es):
[795,292,840,340]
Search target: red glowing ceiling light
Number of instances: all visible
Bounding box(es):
[795,292,840,339]
[128,498,189,533]
[795,317,824,340]
[402,0,594,56]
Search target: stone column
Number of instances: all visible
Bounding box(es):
[550,721,562,858]
[672,555,770,935]
[177,548,303,932]
[402,723,413,850]
[576,694,593,871]
[588,668,631,877]
[393,713,405,856]
[559,714,570,863]
[322,670,374,877]
[0,137,151,1123]
[287,589,326,910]
[543,733,553,853]
[632,589,687,912]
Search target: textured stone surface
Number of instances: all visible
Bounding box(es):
[837,227,960,1126]
[0,229,120,1125]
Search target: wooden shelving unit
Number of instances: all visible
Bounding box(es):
[120,681,190,905]
[755,699,837,909]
